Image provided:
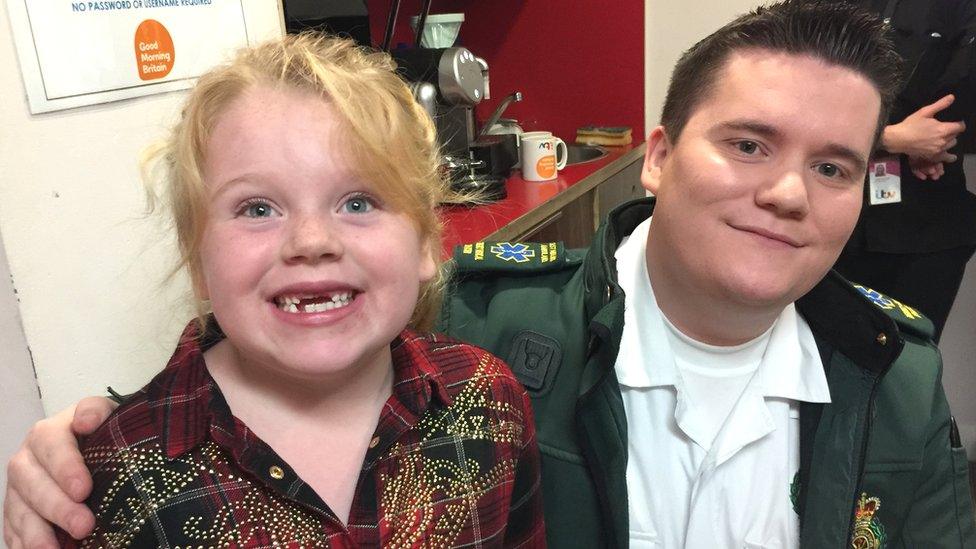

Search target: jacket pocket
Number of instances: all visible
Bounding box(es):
[950,446,976,542]
[863,460,922,473]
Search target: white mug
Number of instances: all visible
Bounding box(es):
[521,133,567,181]
[513,131,552,170]
[515,132,552,169]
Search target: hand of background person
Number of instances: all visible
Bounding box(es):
[3,397,117,548]
[909,156,947,181]
[882,94,966,160]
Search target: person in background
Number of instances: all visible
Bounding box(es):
[834,0,976,342]
[6,33,544,548]
[5,2,976,548]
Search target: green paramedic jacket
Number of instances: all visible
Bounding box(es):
[437,198,976,548]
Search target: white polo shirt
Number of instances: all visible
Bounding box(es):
[614,217,831,549]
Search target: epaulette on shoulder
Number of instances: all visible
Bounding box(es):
[851,283,935,341]
[452,241,580,274]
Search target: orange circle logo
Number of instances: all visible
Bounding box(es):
[536,156,557,179]
[134,20,175,81]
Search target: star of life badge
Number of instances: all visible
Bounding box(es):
[868,156,901,205]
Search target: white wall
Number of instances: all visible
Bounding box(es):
[1,4,189,419]
[643,0,976,453]
[941,155,976,454]
[0,226,43,527]
[644,0,760,131]
[0,0,283,420]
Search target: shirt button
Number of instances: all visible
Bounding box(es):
[876,333,887,346]
[269,465,285,480]
[369,436,380,449]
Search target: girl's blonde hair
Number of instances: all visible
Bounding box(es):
[144,33,449,331]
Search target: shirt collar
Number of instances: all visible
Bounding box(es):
[146,318,221,459]
[755,303,831,404]
[614,216,679,389]
[149,318,453,460]
[389,330,455,418]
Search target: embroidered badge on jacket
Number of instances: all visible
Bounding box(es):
[851,492,887,549]
[491,242,536,263]
[854,284,922,320]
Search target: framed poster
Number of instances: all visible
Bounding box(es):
[7,0,283,113]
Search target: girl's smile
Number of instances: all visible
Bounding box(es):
[197,84,437,384]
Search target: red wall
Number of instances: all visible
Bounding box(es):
[367,0,644,143]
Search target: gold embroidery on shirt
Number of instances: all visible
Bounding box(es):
[380,353,524,548]
[82,441,334,547]
[83,353,523,547]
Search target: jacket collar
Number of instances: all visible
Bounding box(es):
[796,273,904,373]
[581,198,653,325]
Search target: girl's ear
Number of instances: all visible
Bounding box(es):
[418,238,438,283]
[191,265,210,301]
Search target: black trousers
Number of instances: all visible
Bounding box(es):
[834,245,976,342]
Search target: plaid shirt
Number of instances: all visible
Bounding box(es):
[61,320,545,548]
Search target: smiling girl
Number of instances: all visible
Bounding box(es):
[57,34,544,548]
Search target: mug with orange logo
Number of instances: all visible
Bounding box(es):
[521,133,567,181]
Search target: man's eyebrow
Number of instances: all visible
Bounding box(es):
[717,119,867,174]
[716,119,781,139]
[818,143,868,175]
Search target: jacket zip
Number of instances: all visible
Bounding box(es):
[578,329,621,549]
[845,371,887,545]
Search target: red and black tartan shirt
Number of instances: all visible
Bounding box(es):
[60,320,545,548]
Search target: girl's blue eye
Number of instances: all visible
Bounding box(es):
[241,201,276,218]
[343,196,374,214]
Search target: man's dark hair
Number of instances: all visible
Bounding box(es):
[661,0,901,146]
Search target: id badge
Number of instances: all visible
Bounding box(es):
[868,156,901,205]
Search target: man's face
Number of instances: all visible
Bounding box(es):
[642,51,879,315]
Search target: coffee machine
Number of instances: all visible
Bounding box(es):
[382,5,512,201]
[391,46,487,158]
[393,45,514,200]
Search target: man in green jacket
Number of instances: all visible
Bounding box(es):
[441,2,976,547]
[5,1,975,548]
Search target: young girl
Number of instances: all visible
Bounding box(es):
[56,33,544,547]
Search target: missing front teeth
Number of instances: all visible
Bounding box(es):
[276,292,353,313]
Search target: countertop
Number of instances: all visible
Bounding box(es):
[439,143,646,258]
